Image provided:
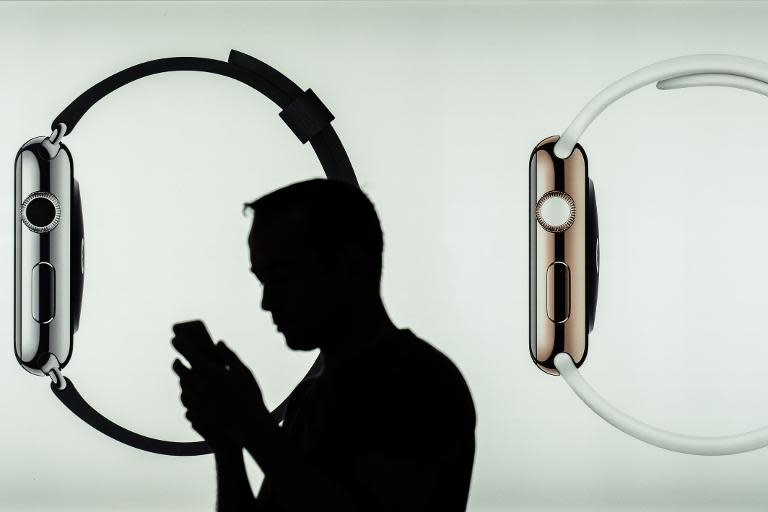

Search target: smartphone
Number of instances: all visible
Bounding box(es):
[173,319,214,343]
[172,319,219,363]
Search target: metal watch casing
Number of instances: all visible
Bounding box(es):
[529,135,598,375]
[14,137,84,376]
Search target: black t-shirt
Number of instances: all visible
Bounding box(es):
[256,328,476,511]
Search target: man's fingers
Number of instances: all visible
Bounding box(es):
[215,340,234,360]
[172,358,191,378]
[173,359,201,388]
[215,341,246,372]
[180,395,221,436]
[173,337,230,378]
[185,410,205,426]
[171,336,220,368]
[171,336,207,367]
[175,364,215,400]
[179,375,224,406]
[180,388,200,409]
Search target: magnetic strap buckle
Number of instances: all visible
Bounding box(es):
[279,89,335,144]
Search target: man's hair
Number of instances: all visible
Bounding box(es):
[243,178,384,284]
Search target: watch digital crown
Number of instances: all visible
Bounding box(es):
[21,191,61,233]
[536,190,575,233]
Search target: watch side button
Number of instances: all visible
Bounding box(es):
[32,262,55,324]
[546,261,570,323]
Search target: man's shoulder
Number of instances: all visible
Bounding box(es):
[390,330,466,381]
[378,329,476,422]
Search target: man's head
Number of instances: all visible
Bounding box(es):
[243,178,384,351]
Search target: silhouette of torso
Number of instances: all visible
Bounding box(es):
[256,328,476,511]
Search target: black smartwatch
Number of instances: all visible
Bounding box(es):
[14,49,358,456]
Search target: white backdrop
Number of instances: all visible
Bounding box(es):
[3,1,768,511]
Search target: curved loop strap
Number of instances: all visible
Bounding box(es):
[51,377,212,456]
[554,54,768,159]
[553,353,768,456]
[52,49,357,186]
[657,73,768,98]
[51,355,325,456]
[48,49,351,456]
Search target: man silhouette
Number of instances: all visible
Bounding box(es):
[172,178,476,511]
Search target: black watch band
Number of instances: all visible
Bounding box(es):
[48,49,356,456]
[51,355,325,456]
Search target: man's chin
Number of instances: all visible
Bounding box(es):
[284,336,318,351]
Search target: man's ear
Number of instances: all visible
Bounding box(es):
[338,245,373,284]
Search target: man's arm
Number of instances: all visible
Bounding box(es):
[175,341,468,511]
[171,359,261,511]
[214,445,261,512]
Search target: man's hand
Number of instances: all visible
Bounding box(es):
[172,355,236,452]
[172,339,276,451]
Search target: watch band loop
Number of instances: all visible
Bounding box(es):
[51,376,211,456]
[554,353,768,456]
[279,89,335,144]
[227,49,302,103]
[41,49,355,456]
[554,54,768,159]
[549,54,768,456]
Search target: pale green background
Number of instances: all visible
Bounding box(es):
[3,1,768,510]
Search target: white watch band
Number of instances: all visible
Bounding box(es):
[553,54,768,455]
[553,54,768,159]
[658,73,768,97]
[555,353,768,456]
